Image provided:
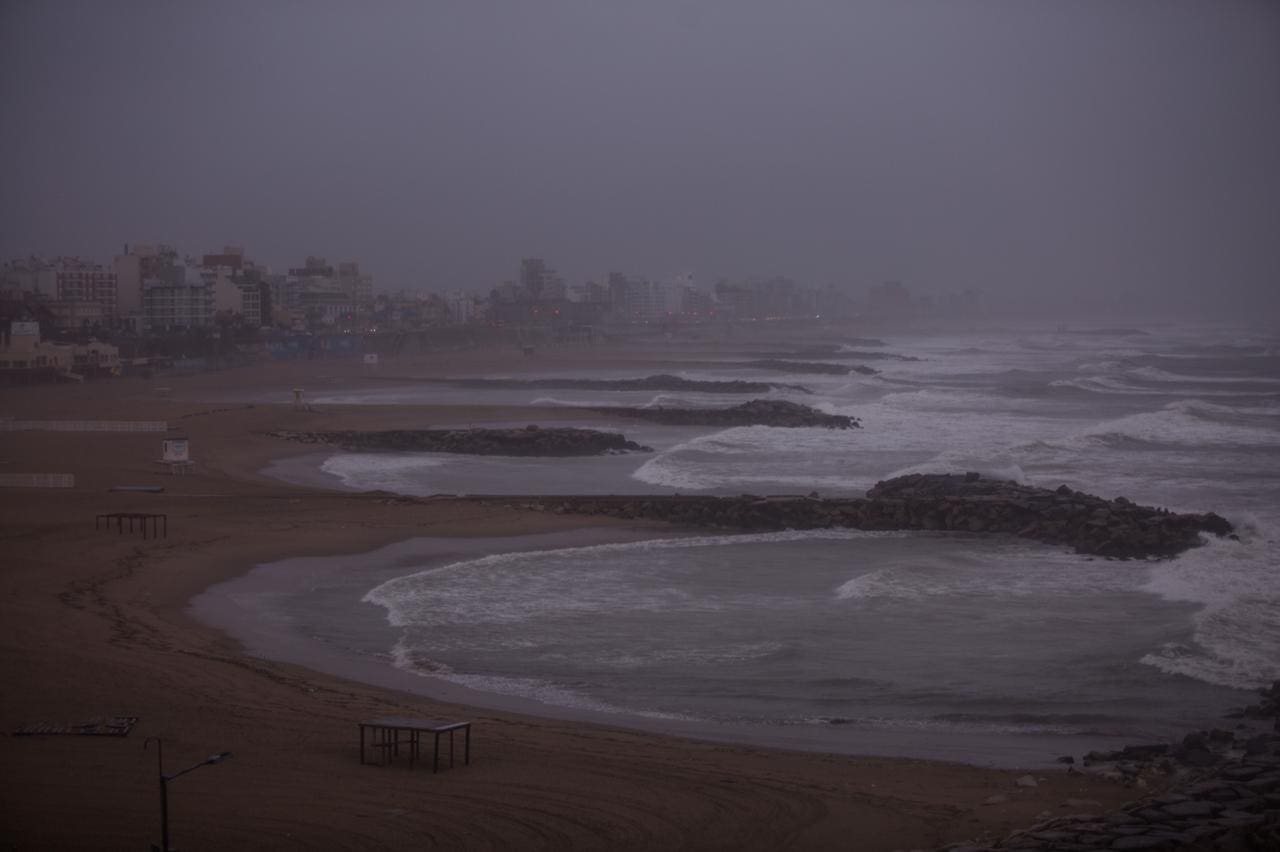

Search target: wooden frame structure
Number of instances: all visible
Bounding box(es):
[95,512,167,539]
[358,718,471,773]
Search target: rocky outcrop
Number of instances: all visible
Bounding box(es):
[589,400,860,429]
[751,346,916,362]
[942,713,1280,851]
[865,474,1232,558]
[838,349,921,361]
[266,425,652,456]
[418,374,813,394]
[742,359,878,376]
[1228,682,1280,723]
[494,473,1232,559]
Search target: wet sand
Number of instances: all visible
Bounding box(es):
[0,348,1141,851]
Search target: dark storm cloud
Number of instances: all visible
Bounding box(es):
[2,1,1277,316]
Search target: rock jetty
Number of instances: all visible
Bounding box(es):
[941,705,1280,851]
[751,347,916,362]
[266,425,652,456]
[588,399,859,429]
[503,473,1232,558]
[742,359,878,376]
[750,340,887,358]
[419,374,812,394]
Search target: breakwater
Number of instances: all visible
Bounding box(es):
[266,426,651,456]
[946,684,1280,850]
[741,359,877,376]
[375,374,813,394]
[950,727,1280,851]
[588,399,859,429]
[492,473,1232,559]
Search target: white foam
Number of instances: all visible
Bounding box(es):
[833,546,1133,602]
[320,453,448,493]
[881,458,1029,485]
[389,638,691,719]
[530,396,610,407]
[364,529,894,628]
[1071,401,1280,448]
[629,424,867,490]
[1051,376,1172,395]
[1129,366,1280,385]
[1139,521,1280,690]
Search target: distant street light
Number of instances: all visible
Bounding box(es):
[144,738,232,852]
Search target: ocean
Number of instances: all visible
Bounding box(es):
[223,324,1280,760]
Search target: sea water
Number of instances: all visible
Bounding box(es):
[263,325,1280,746]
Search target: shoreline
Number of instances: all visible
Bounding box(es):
[191,524,1176,770]
[0,351,1178,850]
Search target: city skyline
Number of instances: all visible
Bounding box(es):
[2,2,1277,317]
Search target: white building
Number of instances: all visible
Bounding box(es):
[142,265,214,332]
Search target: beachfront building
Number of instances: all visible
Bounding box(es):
[46,299,109,330]
[0,320,71,383]
[53,261,118,316]
[142,265,215,332]
[282,256,363,329]
[1,258,58,298]
[114,244,184,330]
[202,248,264,328]
[444,290,479,325]
[518,258,565,301]
[0,320,121,383]
[337,261,374,313]
[605,272,679,322]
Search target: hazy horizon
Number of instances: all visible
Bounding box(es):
[2,1,1277,318]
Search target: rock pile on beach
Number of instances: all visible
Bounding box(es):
[750,346,918,362]
[742,359,878,376]
[589,399,860,429]
[941,710,1280,851]
[506,473,1232,558]
[866,474,1233,558]
[411,373,813,394]
[266,425,652,456]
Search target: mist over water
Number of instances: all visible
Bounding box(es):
[265,324,1280,746]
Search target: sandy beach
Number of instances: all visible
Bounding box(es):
[0,347,1142,851]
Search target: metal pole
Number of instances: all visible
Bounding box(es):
[159,774,170,852]
[146,737,168,852]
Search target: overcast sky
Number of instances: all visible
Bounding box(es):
[1,1,1277,315]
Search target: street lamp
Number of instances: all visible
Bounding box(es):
[144,738,232,852]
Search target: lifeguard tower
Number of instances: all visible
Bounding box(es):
[159,436,193,474]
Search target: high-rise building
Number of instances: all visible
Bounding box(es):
[54,262,118,316]
[519,258,564,300]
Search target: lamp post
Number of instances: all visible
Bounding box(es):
[144,738,232,852]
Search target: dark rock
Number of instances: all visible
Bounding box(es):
[1220,765,1263,781]
[741,359,874,376]
[1182,748,1217,767]
[1120,744,1170,760]
[1245,773,1280,792]
[1160,801,1220,818]
[266,427,652,457]
[588,399,860,429]
[1109,835,1172,849]
[1111,825,1152,835]
[423,373,814,394]
[489,474,1232,559]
